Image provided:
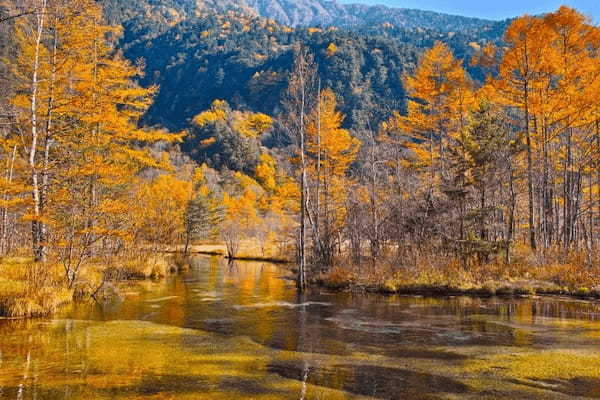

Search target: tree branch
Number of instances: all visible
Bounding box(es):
[0,9,37,23]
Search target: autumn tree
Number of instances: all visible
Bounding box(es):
[490,15,552,250]
[188,99,270,173]
[0,138,27,255]
[542,7,600,250]
[386,41,473,190]
[220,173,262,259]
[8,0,50,261]
[134,174,191,251]
[381,41,474,254]
[184,165,223,254]
[4,0,177,284]
[306,89,360,267]
[282,46,318,290]
[451,100,521,262]
[490,7,600,252]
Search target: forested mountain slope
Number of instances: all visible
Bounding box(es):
[93,0,507,134]
[247,0,504,34]
[102,0,505,32]
[128,14,419,131]
[0,0,507,137]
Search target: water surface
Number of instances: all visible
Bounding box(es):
[2,256,600,399]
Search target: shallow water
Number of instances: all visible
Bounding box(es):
[2,256,600,399]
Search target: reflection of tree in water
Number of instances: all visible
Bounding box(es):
[227,259,239,274]
[298,292,309,400]
[268,361,470,398]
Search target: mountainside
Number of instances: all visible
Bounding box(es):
[245,0,344,27]
[1,0,507,149]
[93,0,506,136]
[245,0,501,33]
[127,13,418,131]
[101,0,505,33]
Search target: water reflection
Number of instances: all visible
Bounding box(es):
[1,255,600,399]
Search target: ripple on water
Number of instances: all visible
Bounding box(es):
[232,301,331,310]
[145,296,180,303]
[324,315,434,335]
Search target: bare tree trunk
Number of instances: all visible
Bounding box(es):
[285,47,316,291]
[588,171,593,255]
[563,128,575,250]
[184,231,190,255]
[506,165,516,263]
[524,84,536,251]
[298,62,308,291]
[1,146,17,256]
[38,16,58,261]
[314,79,322,265]
[596,120,600,251]
[29,0,48,262]
[370,129,380,260]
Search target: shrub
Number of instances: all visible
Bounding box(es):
[321,266,354,289]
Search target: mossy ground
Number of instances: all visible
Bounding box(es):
[0,319,354,400]
[465,350,600,381]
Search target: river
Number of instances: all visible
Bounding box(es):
[1,256,600,399]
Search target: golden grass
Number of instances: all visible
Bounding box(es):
[182,240,293,263]
[0,253,183,318]
[102,253,186,281]
[319,265,356,289]
[0,258,73,318]
[106,256,168,280]
[320,247,600,297]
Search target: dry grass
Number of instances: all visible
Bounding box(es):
[319,266,356,289]
[102,253,184,281]
[320,247,600,298]
[0,258,73,318]
[0,253,185,318]
[177,240,293,263]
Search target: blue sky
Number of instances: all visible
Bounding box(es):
[339,0,599,21]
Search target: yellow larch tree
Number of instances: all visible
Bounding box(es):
[6,0,180,282]
[234,112,273,138]
[306,89,360,267]
[383,41,474,195]
[221,173,262,258]
[490,15,551,250]
[490,7,600,250]
[541,7,600,248]
[49,1,178,284]
[133,174,192,250]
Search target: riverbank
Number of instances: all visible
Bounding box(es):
[318,254,600,300]
[0,245,288,319]
[166,242,293,264]
[0,258,72,318]
[5,257,600,399]
[0,254,184,318]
